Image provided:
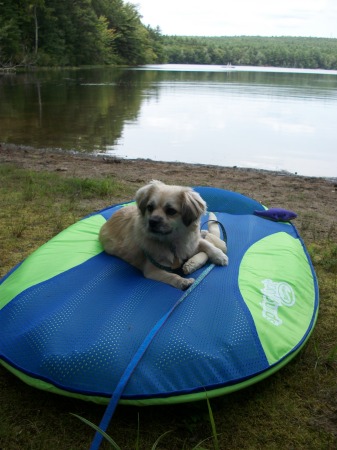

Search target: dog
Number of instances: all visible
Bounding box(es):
[99,180,228,290]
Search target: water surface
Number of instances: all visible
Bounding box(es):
[1,65,336,177]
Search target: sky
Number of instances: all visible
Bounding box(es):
[135,0,337,38]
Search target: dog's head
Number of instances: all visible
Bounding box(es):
[135,180,206,236]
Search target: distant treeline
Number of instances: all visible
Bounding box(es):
[1,0,336,70]
[163,36,337,70]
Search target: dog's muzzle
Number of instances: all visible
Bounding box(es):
[149,216,163,232]
[148,216,171,235]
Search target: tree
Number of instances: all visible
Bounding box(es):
[28,0,45,54]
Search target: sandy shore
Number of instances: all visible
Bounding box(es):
[1,143,336,242]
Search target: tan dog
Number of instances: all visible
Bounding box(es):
[99,180,228,290]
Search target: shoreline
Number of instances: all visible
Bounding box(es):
[1,142,336,183]
[1,142,336,244]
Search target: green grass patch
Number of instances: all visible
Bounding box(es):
[0,163,129,201]
[0,164,133,277]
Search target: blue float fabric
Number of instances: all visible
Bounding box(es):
[0,187,318,402]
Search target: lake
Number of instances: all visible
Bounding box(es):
[1,64,337,177]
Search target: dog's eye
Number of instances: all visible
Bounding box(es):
[147,204,154,213]
[166,207,177,216]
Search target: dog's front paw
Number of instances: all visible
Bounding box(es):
[182,260,197,275]
[182,252,208,275]
[179,277,195,290]
[210,249,229,266]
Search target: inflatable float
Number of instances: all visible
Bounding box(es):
[0,187,319,407]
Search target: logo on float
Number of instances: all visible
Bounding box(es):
[260,279,296,326]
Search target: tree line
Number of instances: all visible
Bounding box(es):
[163,36,337,70]
[0,0,165,67]
[1,0,336,70]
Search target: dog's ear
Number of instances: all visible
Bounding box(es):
[181,189,206,226]
[135,184,152,215]
[135,180,162,215]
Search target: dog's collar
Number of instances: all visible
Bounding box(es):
[143,244,181,273]
[144,220,228,275]
[143,250,175,272]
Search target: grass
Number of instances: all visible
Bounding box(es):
[71,413,174,450]
[0,163,336,449]
[71,397,218,449]
[0,164,133,276]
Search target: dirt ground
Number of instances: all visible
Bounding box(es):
[1,143,336,242]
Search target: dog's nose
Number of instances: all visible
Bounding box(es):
[149,216,163,231]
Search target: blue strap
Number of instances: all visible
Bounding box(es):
[89,263,215,450]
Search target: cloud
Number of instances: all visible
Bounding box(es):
[136,0,336,37]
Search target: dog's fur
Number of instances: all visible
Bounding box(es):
[99,180,228,290]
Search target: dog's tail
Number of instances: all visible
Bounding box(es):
[208,212,220,237]
[206,212,227,253]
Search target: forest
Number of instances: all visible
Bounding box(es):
[163,36,337,70]
[1,0,337,70]
[0,0,165,67]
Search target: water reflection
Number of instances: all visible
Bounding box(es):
[0,69,146,151]
[0,66,336,177]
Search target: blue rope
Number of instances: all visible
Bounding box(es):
[89,263,215,450]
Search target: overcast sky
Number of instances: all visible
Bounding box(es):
[135,0,337,38]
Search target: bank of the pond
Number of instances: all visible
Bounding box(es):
[1,143,336,243]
